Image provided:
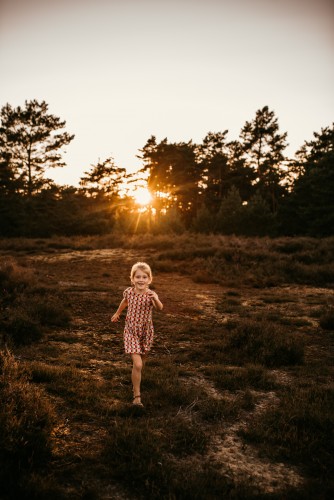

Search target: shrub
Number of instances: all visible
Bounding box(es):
[225,319,304,367]
[203,364,277,391]
[319,306,334,330]
[0,258,33,301]
[192,206,217,233]
[216,187,244,234]
[242,192,277,236]
[6,312,43,345]
[28,295,71,327]
[0,350,56,497]
[1,257,71,346]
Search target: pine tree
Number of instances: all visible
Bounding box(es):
[0,100,74,197]
[79,156,126,198]
[282,124,334,236]
[239,106,288,213]
[243,192,276,236]
[216,186,244,234]
[197,132,257,214]
[138,136,201,226]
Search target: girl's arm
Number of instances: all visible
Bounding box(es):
[147,290,163,310]
[111,298,128,322]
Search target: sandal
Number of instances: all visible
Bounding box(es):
[133,395,144,407]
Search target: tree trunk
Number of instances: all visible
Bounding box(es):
[27,139,32,198]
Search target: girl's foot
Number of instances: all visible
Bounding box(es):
[133,395,143,407]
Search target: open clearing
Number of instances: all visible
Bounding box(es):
[2,245,334,499]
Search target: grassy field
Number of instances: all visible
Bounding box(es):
[0,233,333,499]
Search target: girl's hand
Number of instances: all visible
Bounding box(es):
[147,289,163,310]
[147,289,158,301]
[111,312,120,322]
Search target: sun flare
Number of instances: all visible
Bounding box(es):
[133,187,152,206]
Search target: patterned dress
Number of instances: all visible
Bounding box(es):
[123,287,154,354]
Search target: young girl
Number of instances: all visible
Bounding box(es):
[111,262,163,407]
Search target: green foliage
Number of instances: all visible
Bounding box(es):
[197,131,229,212]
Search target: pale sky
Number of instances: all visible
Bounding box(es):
[1,0,333,186]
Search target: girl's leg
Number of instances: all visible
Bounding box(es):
[131,353,143,404]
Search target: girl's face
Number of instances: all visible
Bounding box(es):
[132,269,151,292]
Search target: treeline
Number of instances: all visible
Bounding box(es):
[0,100,333,237]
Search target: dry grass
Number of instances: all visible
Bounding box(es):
[241,384,334,496]
[0,234,333,499]
[0,350,58,498]
[0,257,71,346]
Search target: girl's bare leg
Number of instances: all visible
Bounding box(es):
[131,353,143,405]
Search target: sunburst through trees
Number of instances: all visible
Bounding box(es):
[1,99,333,237]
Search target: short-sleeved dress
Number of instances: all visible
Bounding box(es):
[123,287,154,354]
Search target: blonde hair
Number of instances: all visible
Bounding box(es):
[130,262,152,282]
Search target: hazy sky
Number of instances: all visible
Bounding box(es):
[1,0,333,186]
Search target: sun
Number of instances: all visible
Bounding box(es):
[133,187,152,206]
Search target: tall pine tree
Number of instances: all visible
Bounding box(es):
[282,124,334,236]
[0,100,74,197]
[239,106,288,213]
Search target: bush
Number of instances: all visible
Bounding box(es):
[242,192,277,236]
[0,258,33,301]
[319,306,334,330]
[28,295,71,327]
[203,364,277,391]
[1,257,71,346]
[216,187,244,234]
[225,319,304,367]
[192,206,217,233]
[6,313,43,345]
[0,350,56,497]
